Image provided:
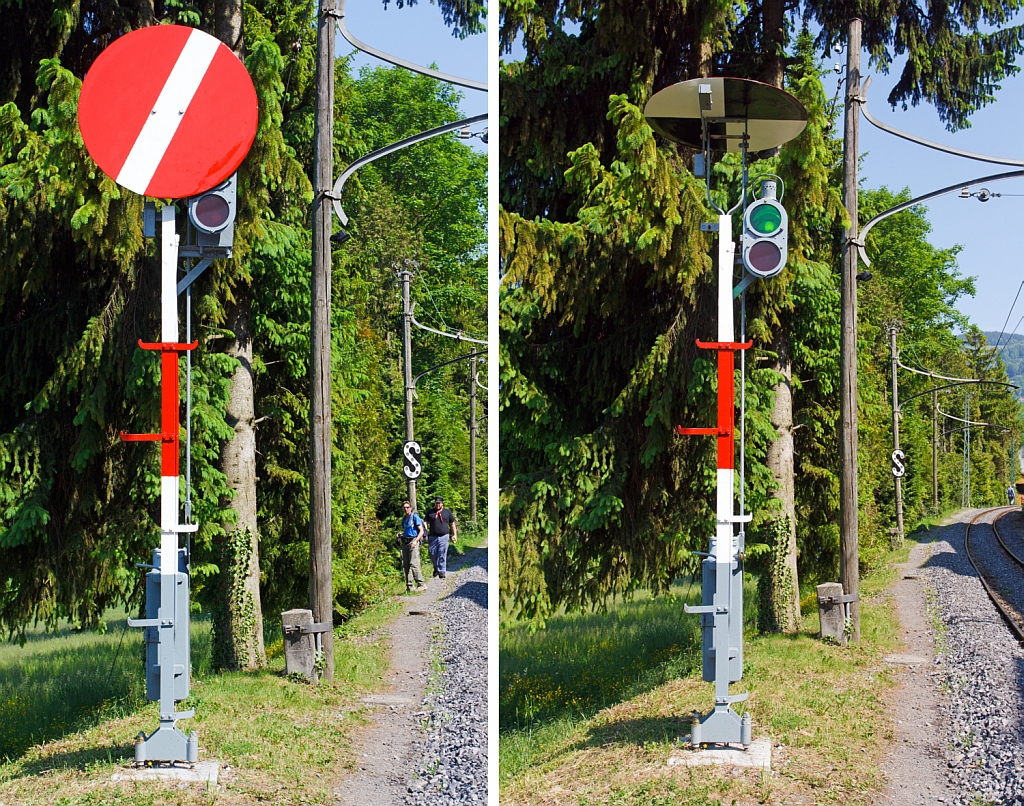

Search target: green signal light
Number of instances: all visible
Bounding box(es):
[749,204,782,234]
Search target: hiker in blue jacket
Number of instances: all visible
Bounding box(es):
[397,501,427,592]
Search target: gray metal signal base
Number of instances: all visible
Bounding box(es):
[127,547,197,765]
[684,555,751,747]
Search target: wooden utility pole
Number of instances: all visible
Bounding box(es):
[469,349,478,524]
[401,267,417,511]
[309,0,336,682]
[889,325,905,547]
[933,390,940,510]
[839,17,862,644]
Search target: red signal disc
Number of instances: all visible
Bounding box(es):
[194,194,230,229]
[748,241,782,275]
[78,25,257,199]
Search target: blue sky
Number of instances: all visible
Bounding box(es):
[857,55,1024,336]
[339,1,488,152]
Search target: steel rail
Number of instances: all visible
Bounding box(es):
[963,508,1024,642]
[992,513,1024,568]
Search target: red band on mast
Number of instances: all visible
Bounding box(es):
[676,339,752,470]
[119,340,197,477]
[717,350,734,470]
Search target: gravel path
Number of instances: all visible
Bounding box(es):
[407,549,488,805]
[926,508,1024,805]
[879,531,956,805]
[335,545,488,805]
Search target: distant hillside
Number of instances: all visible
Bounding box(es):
[984,331,1024,395]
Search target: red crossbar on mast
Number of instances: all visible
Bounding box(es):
[120,339,198,477]
[677,339,752,471]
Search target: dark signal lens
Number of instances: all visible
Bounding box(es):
[749,204,782,234]
[748,241,782,274]
[194,194,230,229]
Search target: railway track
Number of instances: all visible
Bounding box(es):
[963,506,1024,641]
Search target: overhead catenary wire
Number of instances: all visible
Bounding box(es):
[997,317,1024,360]
[891,338,1019,409]
[991,279,1024,355]
[416,273,450,331]
[413,278,486,342]
[896,358,978,384]
[409,303,487,345]
[937,405,993,427]
[903,338,936,375]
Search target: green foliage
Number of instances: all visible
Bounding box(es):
[0,57,158,637]
[500,90,719,622]
[499,5,1022,623]
[210,528,258,671]
[855,189,1019,562]
[984,331,1024,397]
[0,2,486,645]
[800,0,1024,131]
[754,516,796,633]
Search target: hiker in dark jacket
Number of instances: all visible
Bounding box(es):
[424,496,457,579]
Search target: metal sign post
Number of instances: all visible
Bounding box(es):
[121,206,199,764]
[644,77,807,748]
[78,24,257,766]
[677,209,753,747]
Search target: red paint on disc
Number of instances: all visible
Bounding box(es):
[78,25,257,199]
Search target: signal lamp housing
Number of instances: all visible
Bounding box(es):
[741,181,788,278]
[187,174,236,251]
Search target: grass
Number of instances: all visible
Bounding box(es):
[0,594,400,805]
[500,538,914,805]
[450,519,489,554]
[0,609,212,764]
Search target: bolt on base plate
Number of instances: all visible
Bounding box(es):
[688,706,751,748]
[134,725,198,765]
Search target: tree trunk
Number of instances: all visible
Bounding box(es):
[761,0,785,89]
[210,0,264,671]
[764,336,801,632]
[757,2,799,632]
[213,295,266,669]
[214,0,244,54]
[685,8,714,78]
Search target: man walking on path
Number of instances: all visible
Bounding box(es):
[398,501,427,592]
[425,496,457,579]
[1010,485,1018,507]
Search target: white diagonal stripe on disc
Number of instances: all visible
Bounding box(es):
[116,29,220,195]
